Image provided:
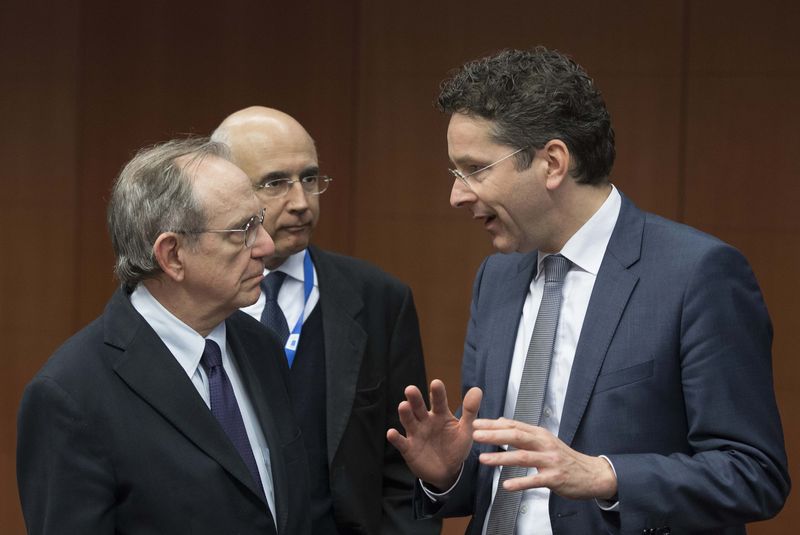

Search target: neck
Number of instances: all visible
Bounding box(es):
[542,181,612,253]
[143,279,223,338]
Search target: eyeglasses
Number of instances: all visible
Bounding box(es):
[448,147,525,190]
[177,208,265,248]
[255,175,333,198]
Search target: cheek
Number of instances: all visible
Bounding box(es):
[261,217,280,238]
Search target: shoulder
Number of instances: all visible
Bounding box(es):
[639,211,748,269]
[310,246,411,293]
[34,314,108,384]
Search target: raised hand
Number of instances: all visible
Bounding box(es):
[387,379,482,490]
[472,418,617,500]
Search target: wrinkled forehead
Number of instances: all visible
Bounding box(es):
[184,155,260,223]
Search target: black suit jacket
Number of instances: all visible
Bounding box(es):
[308,245,441,535]
[17,288,311,535]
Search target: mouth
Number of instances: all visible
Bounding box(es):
[473,213,497,230]
[280,222,311,233]
[245,270,265,283]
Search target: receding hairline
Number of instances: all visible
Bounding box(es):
[212,106,315,149]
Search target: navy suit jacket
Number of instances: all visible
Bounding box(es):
[419,194,789,534]
[17,288,311,535]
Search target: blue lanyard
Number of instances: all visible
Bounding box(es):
[283,251,314,367]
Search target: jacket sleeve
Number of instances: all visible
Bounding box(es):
[382,285,442,534]
[17,376,116,535]
[609,243,790,532]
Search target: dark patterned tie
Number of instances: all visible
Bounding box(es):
[486,254,572,535]
[201,339,264,497]
[260,271,290,345]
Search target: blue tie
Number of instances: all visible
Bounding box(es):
[260,271,290,345]
[201,339,264,498]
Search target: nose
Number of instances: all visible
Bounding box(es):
[250,223,275,259]
[450,178,477,208]
[285,180,310,210]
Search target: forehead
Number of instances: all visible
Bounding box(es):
[183,155,259,221]
[446,113,503,161]
[233,129,318,181]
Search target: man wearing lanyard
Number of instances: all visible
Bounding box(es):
[212,107,439,535]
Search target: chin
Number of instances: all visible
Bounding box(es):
[490,236,519,254]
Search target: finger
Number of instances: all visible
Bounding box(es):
[473,428,538,450]
[478,449,544,468]
[404,385,429,421]
[397,400,422,433]
[386,428,409,454]
[460,387,483,425]
[502,473,545,492]
[473,417,533,431]
[429,379,451,415]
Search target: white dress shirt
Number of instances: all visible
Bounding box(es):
[130,285,277,524]
[240,249,320,327]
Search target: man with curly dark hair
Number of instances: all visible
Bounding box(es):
[388,46,789,535]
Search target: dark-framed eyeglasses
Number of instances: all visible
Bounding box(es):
[448,147,525,190]
[255,175,333,198]
[177,207,265,248]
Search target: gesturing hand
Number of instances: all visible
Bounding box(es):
[387,379,482,490]
[473,418,617,500]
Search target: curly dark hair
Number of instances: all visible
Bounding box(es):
[437,46,615,184]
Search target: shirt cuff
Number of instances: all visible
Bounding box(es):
[595,455,619,511]
[420,463,465,503]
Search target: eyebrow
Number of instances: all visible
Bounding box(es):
[217,210,256,231]
[450,154,486,168]
[258,166,320,184]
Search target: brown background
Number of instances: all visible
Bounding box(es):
[1,1,797,533]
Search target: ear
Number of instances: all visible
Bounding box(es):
[542,139,570,191]
[153,232,185,282]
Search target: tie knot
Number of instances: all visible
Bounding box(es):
[200,339,222,372]
[261,270,287,301]
[543,254,571,283]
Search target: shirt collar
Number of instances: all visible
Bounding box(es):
[265,248,317,286]
[536,185,621,278]
[130,284,227,379]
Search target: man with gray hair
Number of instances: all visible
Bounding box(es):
[17,137,311,535]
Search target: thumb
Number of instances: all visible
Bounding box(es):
[460,387,483,426]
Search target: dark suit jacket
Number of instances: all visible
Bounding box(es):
[417,195,790,534]
[308,245,441,535]
[17,288,311,535]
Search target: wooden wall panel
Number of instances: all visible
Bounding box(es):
[3,1,798,533]
[0,2,80,533]
[74,0,359,326]
[683,2,800,532]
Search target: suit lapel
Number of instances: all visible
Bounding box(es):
[308,246,368,464]
[105,290,267,504]
[559,195,643,445]
[226,316,286,532]
[481,253,537,421]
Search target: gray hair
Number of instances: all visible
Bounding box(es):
[107,137,231,290]
[437,46,615,185]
